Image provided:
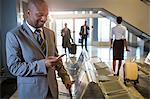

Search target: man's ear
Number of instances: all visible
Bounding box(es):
[27,9,30,15]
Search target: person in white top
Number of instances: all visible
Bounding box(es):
[110,16,129,76]
[145,52,150,65]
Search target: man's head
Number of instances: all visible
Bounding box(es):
[65,23,67,27]
[116,16,122,24]
[27,0,48,28]
[84,20,87,25]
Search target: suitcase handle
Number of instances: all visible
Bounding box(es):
[70,39,76,44]
[68,87,73,99]
[68,80,75,99]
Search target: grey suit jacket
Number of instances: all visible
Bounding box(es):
[6,22,70,99]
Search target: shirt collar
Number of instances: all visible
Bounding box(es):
[26,21,42,32]
[117,24,122,26]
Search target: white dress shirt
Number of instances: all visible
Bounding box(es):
[110,24,127,40]
[26,21,44,39]
[84,26,86,34]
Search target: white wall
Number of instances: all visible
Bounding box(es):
[47,0,150,34]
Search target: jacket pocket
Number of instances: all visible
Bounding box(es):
[17,77,36,84]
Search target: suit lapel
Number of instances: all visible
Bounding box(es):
[20,22,46,57]
[43,28,50,57]
[43,28,56,57]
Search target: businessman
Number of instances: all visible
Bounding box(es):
[79,20,90,51]
[6,0,72,99]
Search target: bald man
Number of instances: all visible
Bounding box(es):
[6,0,72,99]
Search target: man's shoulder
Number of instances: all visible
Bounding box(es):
[43,27,54,33]
[6,25,23,38]
[112,26,116,30]
[113,24,126,29]
[43,27,55,37]
[7,25,22,34]
[61,28,65,31]
[121,25,127,29]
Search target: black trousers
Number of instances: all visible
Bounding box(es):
[81,35,87,49]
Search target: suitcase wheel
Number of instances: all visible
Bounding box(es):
[133,79,139,85]
[134,81,136,85]
[124,81,127,85]
[134,75,139,85]
[124,79,127,85]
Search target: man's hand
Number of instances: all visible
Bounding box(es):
[79,32,82,35]
[110,44,113,49]
[64,80,74,89]
[126,48,130,52]
[44,56,62,68]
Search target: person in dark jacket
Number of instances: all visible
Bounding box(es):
[61,23,73,56]
[79,20,90,51]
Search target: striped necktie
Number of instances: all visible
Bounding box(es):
[35,29,46,55]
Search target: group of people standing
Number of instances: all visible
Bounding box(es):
[5,0,129,98]
[61,17,129,76]
[61,20,90,56]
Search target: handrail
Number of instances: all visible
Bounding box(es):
[99,8,150,41]
[141,0,150,6]
[53,7,150,41]
[74,8,150,41]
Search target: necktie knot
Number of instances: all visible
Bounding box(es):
[35,29,41,35]
[34,29,43,44]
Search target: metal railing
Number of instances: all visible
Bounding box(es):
[141,0,150,6]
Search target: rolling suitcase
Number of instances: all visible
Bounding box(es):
[123,62,139,85]
[69,43,77,54]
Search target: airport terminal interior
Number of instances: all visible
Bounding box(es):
[0,0,150,99]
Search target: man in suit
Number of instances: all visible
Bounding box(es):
[79,20,90,51]
[6,0,72,99]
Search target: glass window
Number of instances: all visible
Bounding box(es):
[98,18,110,42]
[55,19,63,45]
[75,19,85,44]
[110,21,116,40]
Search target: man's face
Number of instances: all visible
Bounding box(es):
[84,21,87,25]
[27,3,48,28]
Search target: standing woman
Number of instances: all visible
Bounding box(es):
[61,23,73,56]
[110,16,129,76]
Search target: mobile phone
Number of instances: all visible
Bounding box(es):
[57,54,66,60]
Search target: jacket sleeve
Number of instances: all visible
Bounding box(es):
[55,61,70,83]
[6,32,47,77]
[51,29,70,82]
[79,26,82,35]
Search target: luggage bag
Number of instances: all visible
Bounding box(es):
[123,62,139,85]
[69,44,77,54]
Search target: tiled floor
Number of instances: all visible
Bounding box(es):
[58,45,146,69]
[58,45,149,99]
